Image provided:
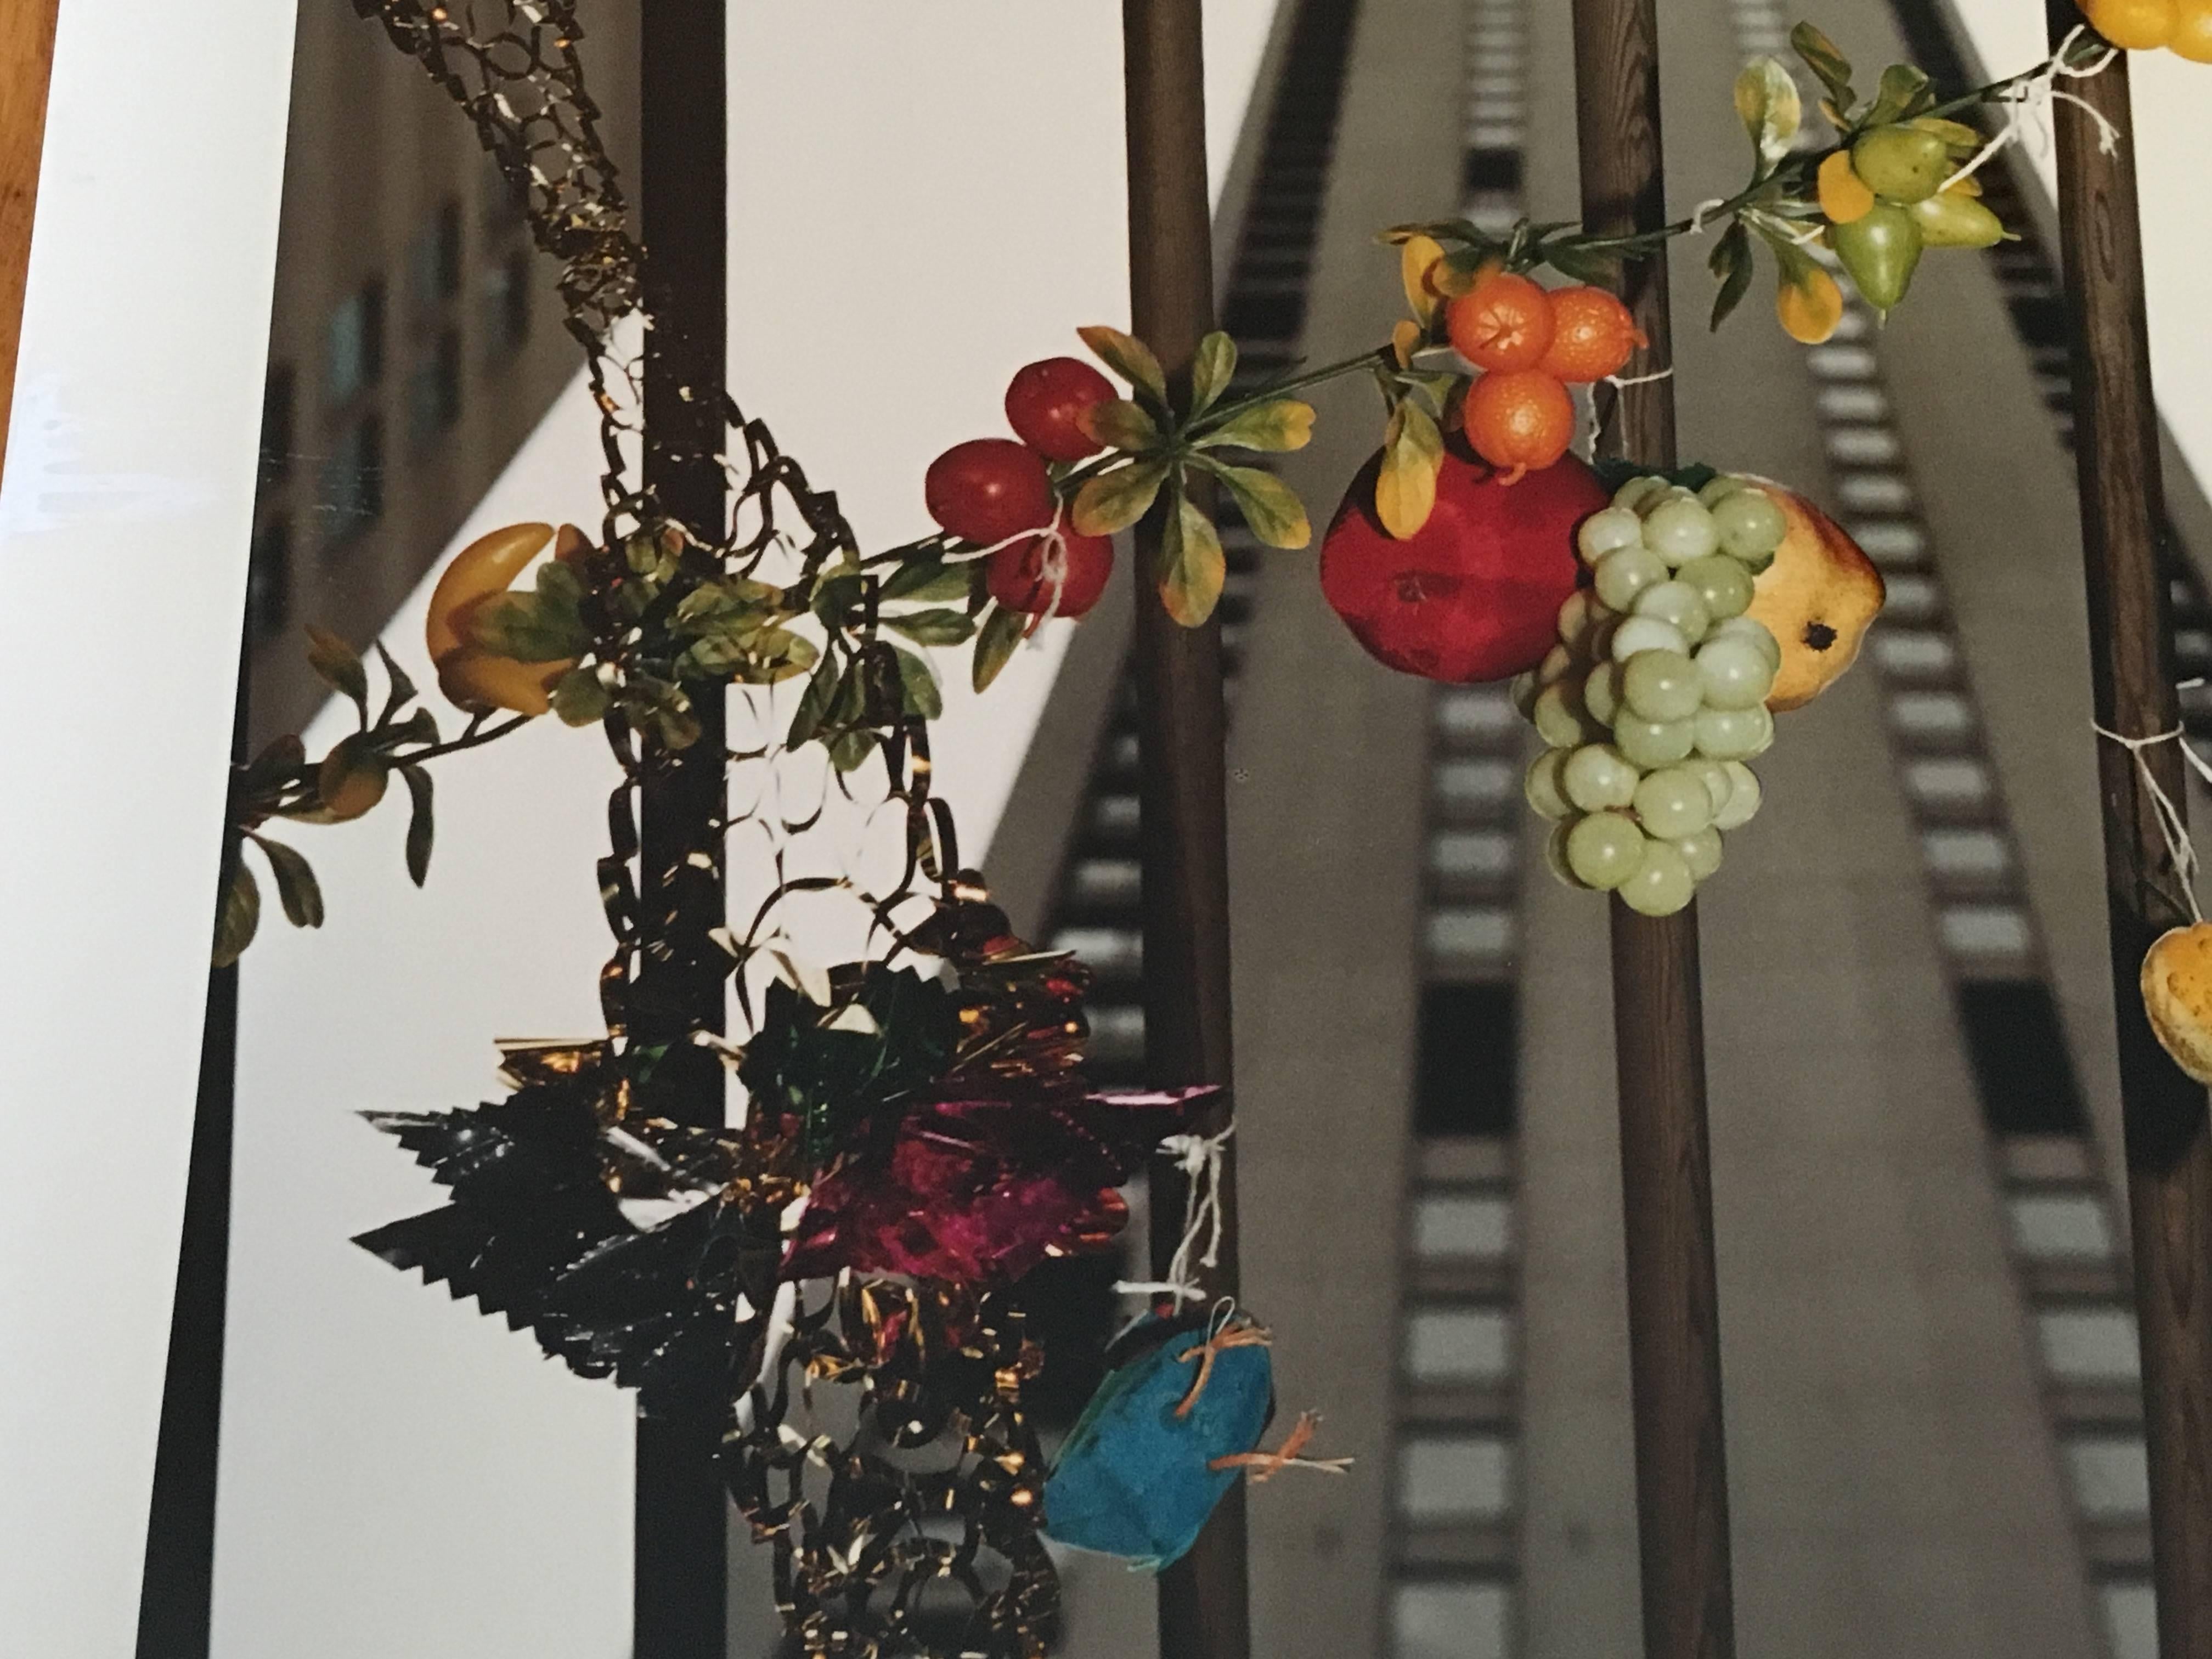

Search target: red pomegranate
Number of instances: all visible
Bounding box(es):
[1319,445,1604,682]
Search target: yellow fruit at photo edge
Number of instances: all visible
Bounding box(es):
[1736,478,1884,709]
[2085,0,2179,48]
[2143,923,2212,1082]
[2170,0,2212,59]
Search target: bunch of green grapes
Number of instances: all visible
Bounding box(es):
[1513,473,1790,917]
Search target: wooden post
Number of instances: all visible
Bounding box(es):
[1120,4,1246,1658]
[633,3,730,1655]
[2046,8,2212,1653]
[1569,3,1736,1656]
[0,0,58,481]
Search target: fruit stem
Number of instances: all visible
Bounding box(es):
[405,712,534,765]
[1184,345,1396,431]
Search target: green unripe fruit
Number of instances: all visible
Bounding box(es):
[1909,190,2004,250]
[1831,203,1923,317]
[1850,125,1952,204]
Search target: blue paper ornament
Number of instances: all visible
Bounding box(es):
[1042,1305,1276,1570]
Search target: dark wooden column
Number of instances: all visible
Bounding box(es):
[1121,4,1246,1658]
[1570,2,1735,1655]
[2046,8,2212,1654]
[633,3,730,1655]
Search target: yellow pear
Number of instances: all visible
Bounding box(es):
[1739,479,1884,710]
[2143,923,2212,1084]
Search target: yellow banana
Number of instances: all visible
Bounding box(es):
[437,650,568,718]
[424,522,552,664]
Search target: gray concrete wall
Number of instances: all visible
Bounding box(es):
[1226,0,1464,1654]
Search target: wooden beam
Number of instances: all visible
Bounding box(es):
[1568,2,1736,1654]
[634,2,730,1654]
[1120,4,1247,1657]
[2045,8,2212,1654]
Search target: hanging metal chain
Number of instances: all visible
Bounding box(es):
[352,7,1063,1654]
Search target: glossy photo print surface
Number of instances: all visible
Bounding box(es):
[14,4,2212,1659]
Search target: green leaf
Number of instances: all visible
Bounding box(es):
[399,764,434,886]
[250,833,324,929]
[1708,219,1753,331]
[391,706,439,746]
[212,857,260,967]
[1734,58,1802,170]
[552,665,613,727]
[1076,325,1169,410]
[373,641,418,715]
[1158,488,1226,627]
[1204,461,1310,550]
[1863,64,1933,128]
[1375,399,1445,540]
[1071,459,1169,537]
[1790,21,1854,110]
[787,656,842,748]
[882,557,974,603]
[1379,217,1489,249]
[893,647,944,719]
[1082,398,1163,453]
[809,571,864,627]
[466,561,590,663]
[883,607,975,647]
[972,604,1025,693]
[304,625,369,723]
[1195,398,1315,453]
[827,730,878,774]
[1189,331,1238,419]
[1537,239,1623,286]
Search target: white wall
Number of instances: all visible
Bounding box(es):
[211,5,1283,1656]
[1943,3,2212,507]
[0,3,296,1655]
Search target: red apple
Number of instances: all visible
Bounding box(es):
[925,438,1056,544]
[988,530,1114,619]
[1319,446,1604,682]
[1006,357,1115,464]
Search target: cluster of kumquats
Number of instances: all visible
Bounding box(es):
[1397,236,1646,489]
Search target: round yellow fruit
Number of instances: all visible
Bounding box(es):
[2169,0,2212,59]
[1817,150,1875,225]
[2085,0,2179,49]
[1737,479,1885,710]
[2143,922,2212,1082]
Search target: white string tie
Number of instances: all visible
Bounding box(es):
[2092,719,2212,925]
[967,499,1071,637]
[1583,365,1675,454]
[1950,24,2119,199]
[1114,1126,1233,1304]
[1688,197,1729,235]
